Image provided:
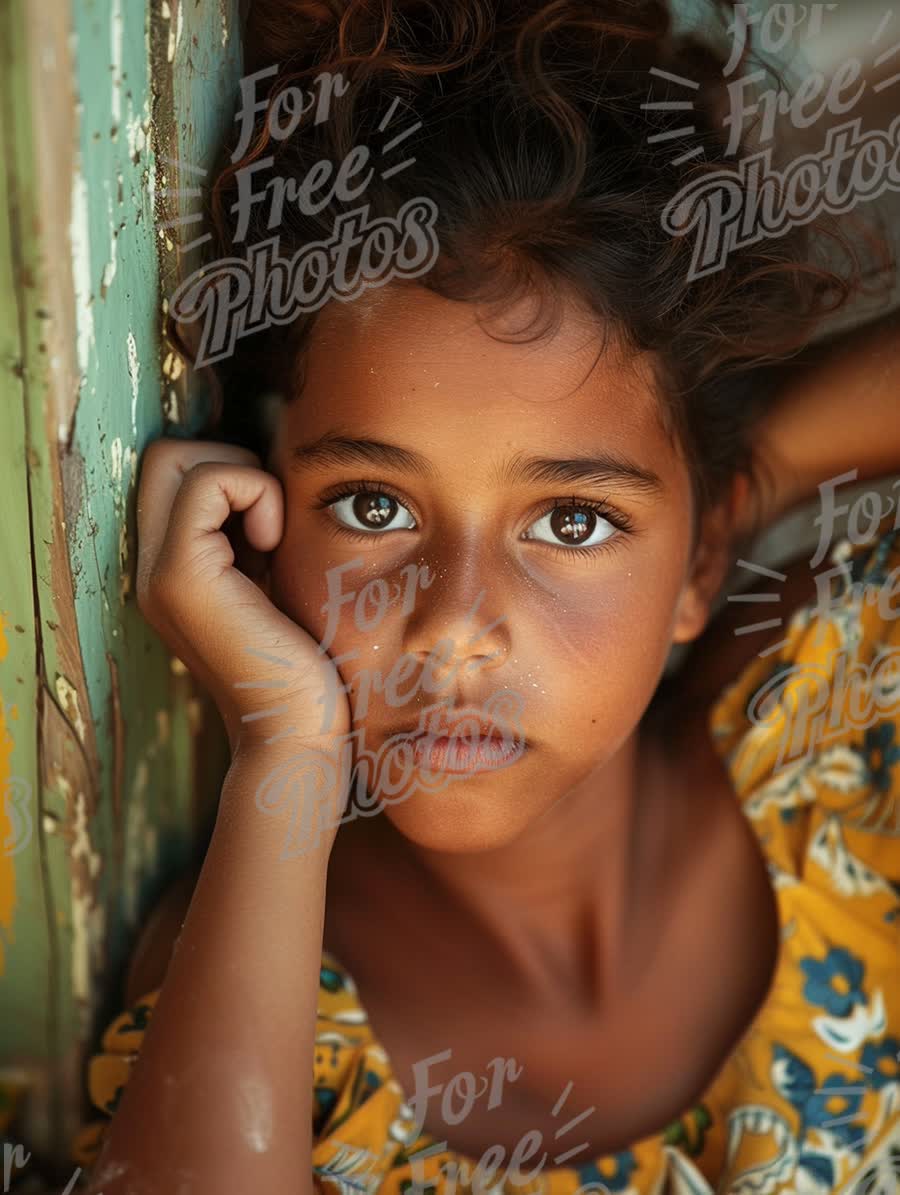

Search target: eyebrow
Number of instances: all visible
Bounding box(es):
[291,434,437,478]
[498,451,664,497]
[290,434,664,497]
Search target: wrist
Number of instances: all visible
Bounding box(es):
[219,736,350,861]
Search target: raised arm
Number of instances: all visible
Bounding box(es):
[80,437,352,1191]
[735,308,900,544]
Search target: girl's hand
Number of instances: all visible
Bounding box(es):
[135,438,350,758]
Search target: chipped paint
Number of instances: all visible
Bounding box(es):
[110,0,123,126]
[162,386,180,422]
[162,349,184,382]
[99,238,117,296]
[118,518,131,604]
[54,674,87,745]
[0,0,244,1151]
[161,0,177,65]
[125,112,148,161]
[68,167,94,382]
[67,785,105,1006]
[100,182,118,298]
[110,436,123,483]
[42,812,61,835]
[126,331,139,433]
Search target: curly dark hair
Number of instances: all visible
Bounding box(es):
[167,0,892,532]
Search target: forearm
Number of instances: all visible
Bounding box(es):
[86,745,337,1194]
[745,308,900,538]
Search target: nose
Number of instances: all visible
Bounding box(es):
[401,555,512,688]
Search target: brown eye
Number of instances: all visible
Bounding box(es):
[329,490,417,534]
[355,493,396,526]
[523,504,615,549]
[550,507,595,543]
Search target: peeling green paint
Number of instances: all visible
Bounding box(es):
[0,0,241,1172]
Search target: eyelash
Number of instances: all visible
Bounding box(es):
[314,480,636,555]
[314,480,418,545]
[532,495,635,560]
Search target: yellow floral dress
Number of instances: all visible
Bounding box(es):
[69,513,900,1195]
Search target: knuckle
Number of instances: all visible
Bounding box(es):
[171,461,222,501]
[180,458,241,486]
[179,460,215,484]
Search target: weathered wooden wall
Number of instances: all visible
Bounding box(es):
[0,0,242,1177]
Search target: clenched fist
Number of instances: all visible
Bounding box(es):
[135,438,350,760]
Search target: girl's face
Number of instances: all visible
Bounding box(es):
[265,282,729,852]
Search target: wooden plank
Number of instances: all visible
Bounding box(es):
[0,6,49,1144]
[0,0,242,1176]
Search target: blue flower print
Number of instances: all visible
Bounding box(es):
[860,1037,900,1090]
[575,1153,637,1194]
[313,1085,338,1134]
[804,1073,866,1148]
[796,1152,835,1189]
[320,963,348,994]
[861,722,900,794]
[799,947,866,1017]
[847,525,900,589]
[772,1044,816,1110]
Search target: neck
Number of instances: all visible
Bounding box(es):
[397,716,685,1013]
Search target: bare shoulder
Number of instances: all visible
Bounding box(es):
[123,867,201,1006]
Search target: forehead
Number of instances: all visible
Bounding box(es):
[281,282,676,464]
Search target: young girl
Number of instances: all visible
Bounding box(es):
[71,2,900,1192]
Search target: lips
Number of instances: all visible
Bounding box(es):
[411,731,524,774]
[392,706,528,774]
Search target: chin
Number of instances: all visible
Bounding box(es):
[366,762,550,853]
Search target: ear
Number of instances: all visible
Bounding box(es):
[671,483,741,646]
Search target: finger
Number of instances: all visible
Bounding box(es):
[136,439,261,583]
[243,477,284,553]
[158,463,282,583]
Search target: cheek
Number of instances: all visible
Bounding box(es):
[519,548,685,669]
[268,547,326,639]
[269,539,409,663]
[515,548,688,737]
